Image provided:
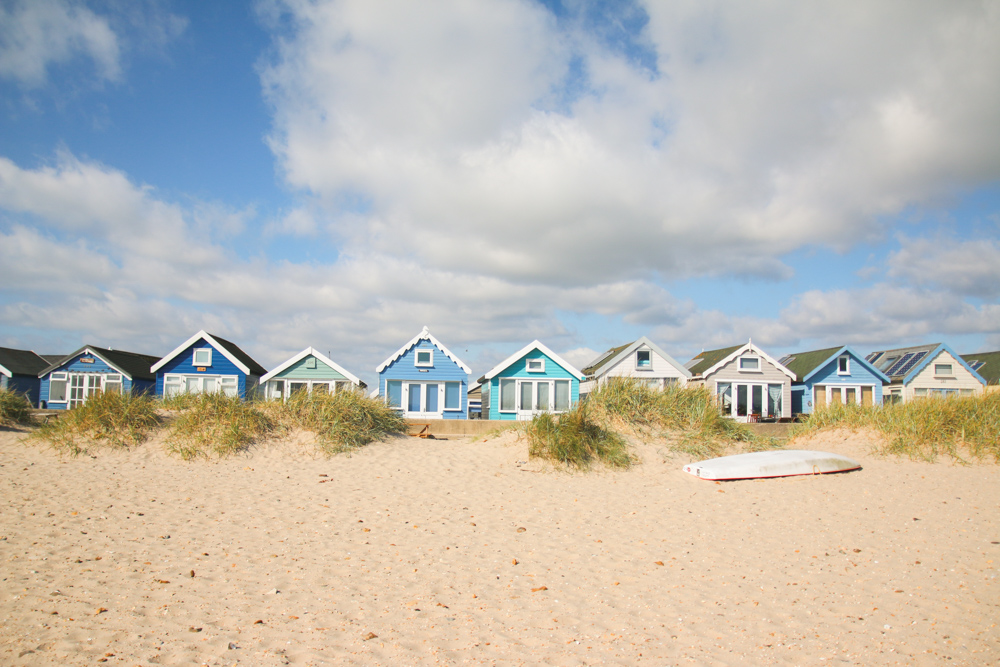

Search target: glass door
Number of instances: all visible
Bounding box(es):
[69,374,87,408]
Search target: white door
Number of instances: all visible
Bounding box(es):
[69,374,87,408]
[517,380,552,420]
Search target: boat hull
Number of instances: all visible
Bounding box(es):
[683,450,861,481]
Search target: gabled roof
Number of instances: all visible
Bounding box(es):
[478,340,584,383]
[260,347,365,388]
[867,342,985,385]
[150,331,266,376]
[376,327,472,374]
[685,340,795,380]
[39,346,159,381]
[781,346,890,384]
[581,336,692,379]
[0,346,51,378]
[961,351,1000,386]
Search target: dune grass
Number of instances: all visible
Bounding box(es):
[0,390,35,427]
[791,391,1000,462]
[264,389,406,455]
[583,379,771,459]
[525,405,632,470]
[164,392,274,460]
[31,391,159,455]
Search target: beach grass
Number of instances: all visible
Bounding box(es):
[791,391,1000,462]
[583,379,772,458]
[0,390,35,427]
[164,392,274,460]
[525,405,632,469]
[31,391,159,454]
[264,389,406,455]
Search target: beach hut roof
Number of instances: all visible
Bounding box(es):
[376,327,471,374]
[150,330,266,376]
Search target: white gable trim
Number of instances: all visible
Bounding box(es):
[700,340,795,380]
[376,326,472,374]
[150,330,251,375]
[260,347,362,385]
[40,346,134,380]
[0,363,11,378]
[482,340,584,381]
[591,336,692,380]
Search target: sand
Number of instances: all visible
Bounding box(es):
[0,426,997,666]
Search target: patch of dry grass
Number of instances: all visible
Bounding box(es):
[0,390,35,427]
[31,391,159,455]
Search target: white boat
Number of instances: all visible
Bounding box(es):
[683,449,861,481]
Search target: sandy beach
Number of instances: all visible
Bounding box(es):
[1,427,997,666]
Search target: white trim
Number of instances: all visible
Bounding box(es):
[151,330,251,375]
[193,348,213,367]
[40,346,135,380]
[0,363,11,378]
[635,349,652,370]
[586,336,692,380]
[525,358,545,373]
[697,340,796,380]
[376,326,472,374]
[260,347,362,386]
[738,356,761,372]
[415,349,434,367]
[481,340,584,381]
[933,363,954,377]
[837,355,850,375]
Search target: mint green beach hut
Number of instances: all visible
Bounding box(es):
[260,347,366,401]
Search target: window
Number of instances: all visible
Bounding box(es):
[960,388,975,396]
[220,376,238,397]
[554,380,570,411]
[415,350,433,367]
[386,380,402,408]
[268,380,285,400]
[838,356,850,374]
[164,374,183,398]
[767,384,783,417]
[500,378,516,411]
[739,357,759,371]
[636,350,652,369]
[934,363,952,376]
[193,348,212,366]
[335,380,352,393]
[914,388,928,397]
[526,358,545,373]
[306,357,317,369]
[104,374,123,394]
[444,382,461,410]
[717,382,732,415]
[49,373,68,402]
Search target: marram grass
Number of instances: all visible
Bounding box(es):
[164,392,274,460]
[31,391,159,455]
[791,391,1000,462]
[0,390,35,427]
[264,389,406,455]
[525,405,632,470]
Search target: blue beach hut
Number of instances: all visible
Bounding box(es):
[38,345,159,409]
[780,346,890,415]
[376,327,470,420]
[151,331,266,400]
[0,347,60,407]
[478,340,583,420]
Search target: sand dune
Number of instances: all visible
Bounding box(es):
[1,427,997,665]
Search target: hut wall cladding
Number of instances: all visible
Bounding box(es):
[808,353,886,404]
[272,356,347,381]
[601,347,687,382]
[380,338,468,418]
[41,353,135,406]
[906,350,985,399]
[485,348,579,421]
[706,354,792,418]
[154,340,249,397]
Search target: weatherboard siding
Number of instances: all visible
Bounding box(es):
[273,356,347,381]
[704,354,791,419]
[795,352,884,414]
[379,339,468,419]
[601,347,686,383]
[485,349,580,421]
[3,374,41,406]
[40,352,143,409]
[154,340,256,399]
[904,350,983,401]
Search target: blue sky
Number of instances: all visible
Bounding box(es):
[1,0,999,388]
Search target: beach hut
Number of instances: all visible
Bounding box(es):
[467,381,483,419]
[376,327,470,420]
[0,347,61,407]
[38,346,158,409]
[960,351,1000,392]
[260,347,366,401]
[866,343,985,403]
[478,340,583,420]
[151,331,266,400]
[579,336,691,399]
[685,340,794,422]
[779,346,890,415]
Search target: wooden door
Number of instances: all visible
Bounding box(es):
[813,386,826,411]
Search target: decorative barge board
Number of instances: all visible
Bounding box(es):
[781,345,890,415]
[579,336,691,399]
[0,346,55,407]
[478,340,583,421]
[260,347,366,401]
[38,346,159,410]
[152,330,266,400]
[683,450,861,481]
[377,327,471,420]
[685,340,794,423]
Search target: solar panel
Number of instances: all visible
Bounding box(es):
[892,351,928,378]
[778,355,794,365]
[969,360,985,371]
[884,352,914,376]
[865,351,883,363]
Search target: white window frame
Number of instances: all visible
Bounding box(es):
[636,349,652,370]
[838,355,850,375]
[738,356,761,372]
[444,381,461,410]
[193,348,213,367]
[525,358,545,373]
[934,363,953,376]
[401,381,445,416]
[49,372,68,403]
[414,350,434,367]
[499,378,517,413]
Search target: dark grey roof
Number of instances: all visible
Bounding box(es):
[207,333,267,376]
[39,345,159,381]
[0,346,51,376]
[867,343,939,380]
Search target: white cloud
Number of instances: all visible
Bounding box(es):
[887,236,1000,299]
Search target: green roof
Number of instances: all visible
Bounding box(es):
[686,344,742,376]
[781,347,841,382]
[961,351,1000,385]
[581,343,631,376]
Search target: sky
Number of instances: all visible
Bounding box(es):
[1,0,999,388]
